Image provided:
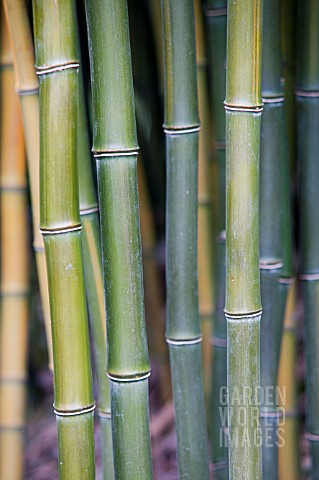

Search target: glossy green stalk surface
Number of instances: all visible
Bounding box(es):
[162,1,209,478]
[33,1,95,477]
[85,1,152,478]
[225,1,262,479]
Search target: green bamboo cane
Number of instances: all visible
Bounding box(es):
[0,19,29,478]
[77,71,114,479]
[162,1,210,478]
[225,1,263,478]
[259,0,293,477]
[296,1,319,477]
[3,0,53,371]
[85,1,153,478]
[33,1,95,478]
[203,1,228,477]
[281,0,297,175]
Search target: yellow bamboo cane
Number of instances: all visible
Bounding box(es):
[0,12,29,479]
[3,0,53,371]
[278,281,300,480]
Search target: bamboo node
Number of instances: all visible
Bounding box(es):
[212,460,228,471]
[225,310,262,321]
[214,141,226,150]
[224,103,263,113]
[166,336,203,346]
[163,125,200,135]
[204,8,227,17]
[305,432,319,442]
[36,63,79,76]
[278,276,295,285]
[299,273,319,281]
[0,184,28,192]
[98,410,111,419]
[33,244,45,253]
[259,260,283,270]
[217,230,226,242]
[0,377,26,384]
[40,224,82,235]
[0,425,25,431]
[107,371,151,383]
[17,87,39,96]
[53,404,96,417]
[295,90,319,98]
[0,289,29,297]
[80,206,99,216]
[262,96,284,104]
[94,150,139,158]
[210,335,227,348]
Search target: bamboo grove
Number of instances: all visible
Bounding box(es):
[0,0,318,479]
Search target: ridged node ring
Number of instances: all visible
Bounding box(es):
[107,371,151,382]
[224,104,263,113]
[94,150,139,158]
[53,403,96,417]
[40,225,82,235]
[98,410,111,419]
[225,310,262,321]
[166,336,203,346]
[80,206,99,215]
[210,336,227,348]
[36,63,79,76]
[204,8,227,17]
[164,125,200,135]
[305,432,319,442]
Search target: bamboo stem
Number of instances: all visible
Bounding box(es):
[296,1,319,476]
[3,0,53,371]
[0,14,29,479]
[225,1,262,478]
[278,281,300,480]
[85,1,153,478]
[33,1,95,477]
[203,1,228,476]
[259,0,292,477]
[162,1,209,478]
[77,68,114,479]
